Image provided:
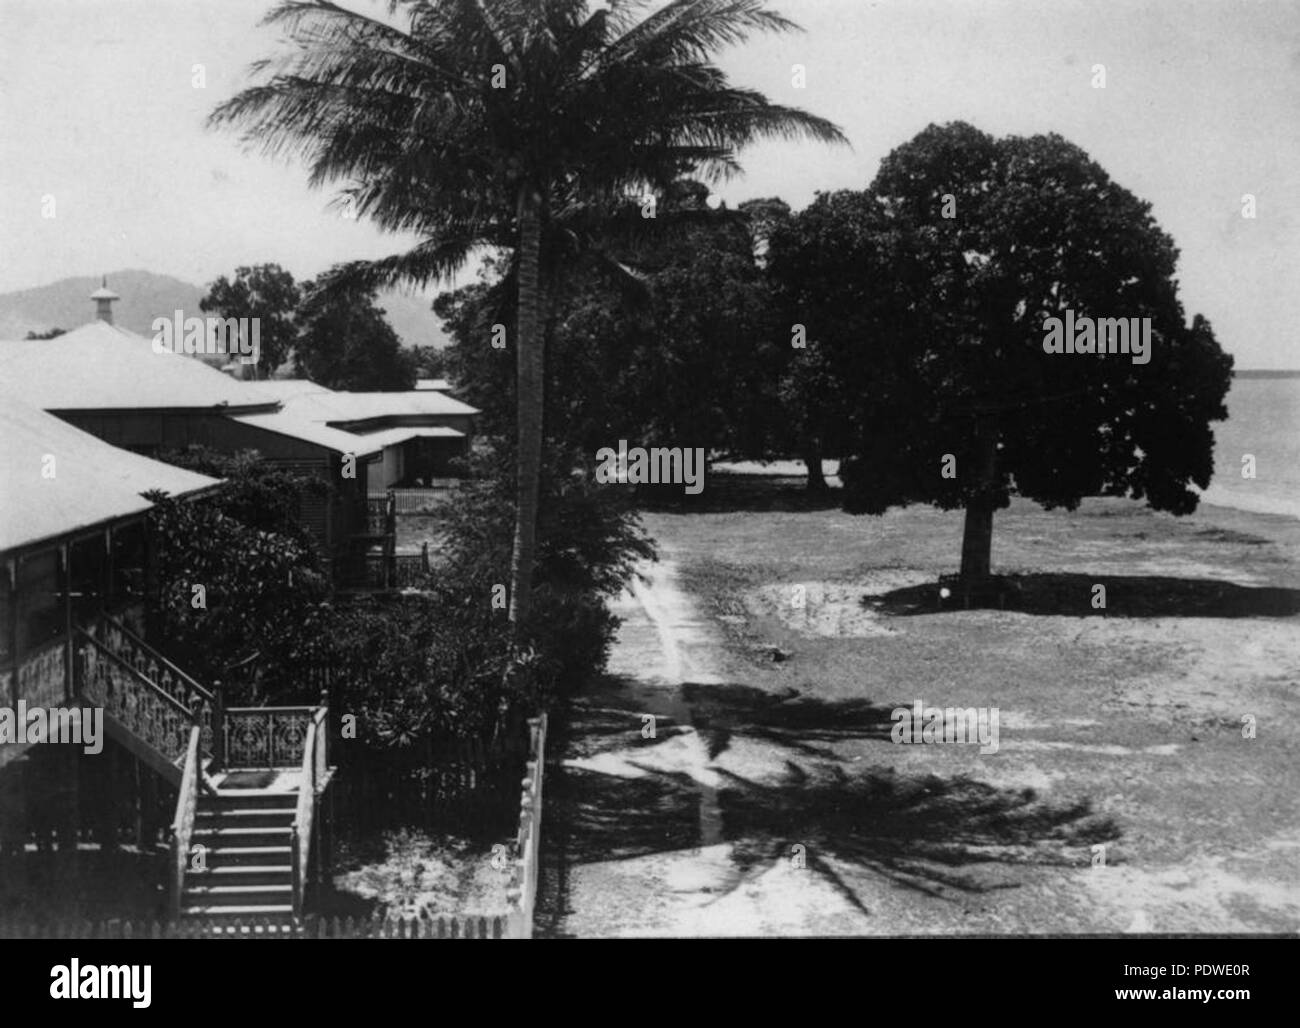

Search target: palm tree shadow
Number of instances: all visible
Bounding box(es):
[682,682,898,761]
[717,766,1119,904]
[539,684,1122,933]
[872,573,1300,619]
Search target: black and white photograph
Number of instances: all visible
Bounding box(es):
[0,0,1294,1000]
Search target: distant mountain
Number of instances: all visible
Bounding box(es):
[0,270,204,339]
[0,269,452,349]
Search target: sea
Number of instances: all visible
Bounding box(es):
[1198,374,1300,519]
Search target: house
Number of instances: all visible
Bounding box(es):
[1,284,478,586]
[0,393,333,924]
[0,396,222,776]
[242,379,477,491]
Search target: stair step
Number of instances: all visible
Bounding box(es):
[183,885,293,907]
[192,826,294,847]
[202,845,292,867]
[196,809,295,827]
[208,793,299,810]
[190,866,293,886]
[180,904,295,920]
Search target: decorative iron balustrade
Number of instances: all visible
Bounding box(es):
[224,707,313,768]
[88,618,214,753]
[15,639,67,708]
[78,639,193,765]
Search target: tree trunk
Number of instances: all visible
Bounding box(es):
[508,190,544,632]
[801,442,827,492]
[959,499,994,580]
[959,416,999,582]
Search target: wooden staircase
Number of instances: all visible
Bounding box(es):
[73,616,333,925]
[182,788,298,919]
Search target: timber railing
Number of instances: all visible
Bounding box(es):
[367,486,458,515]
[168,725,204,921]
[291,702,330,918]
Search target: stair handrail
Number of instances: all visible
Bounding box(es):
[291,714,320,918]
[94,615,214,706]
[168,724,203,922]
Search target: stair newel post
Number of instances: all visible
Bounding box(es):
[318,688,329,787]
[212,680,225,772]
[290,825,302,918]
[168,829,181,923]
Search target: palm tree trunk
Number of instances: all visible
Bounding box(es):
[508,190,544,631]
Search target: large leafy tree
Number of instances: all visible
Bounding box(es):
[295,273,416,390]
[210,0,844,631]
[771,122,1233,582]
[437,181,783,465]
[199,263,301,377]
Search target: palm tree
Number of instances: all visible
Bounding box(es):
[211,0,846,631]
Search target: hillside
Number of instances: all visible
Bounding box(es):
[0,269,451,349]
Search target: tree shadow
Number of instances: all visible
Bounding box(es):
[872,573,1300,619]
[563,684,688,762]
[538,684,1121,933]
[719,767,1119,904]
[681,681,899,760]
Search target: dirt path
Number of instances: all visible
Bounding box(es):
[538,554,875,937]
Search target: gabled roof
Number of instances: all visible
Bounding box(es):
[228,410,390,458]
[279,389,478,425]
[1,321,275,413]
[0,394,221,553]
[355,425,465,450]
[244,379,336,403]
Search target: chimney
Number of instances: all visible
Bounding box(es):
[90,275,119,325]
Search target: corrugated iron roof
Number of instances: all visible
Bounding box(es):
[0,321,274,412]
[280,389,478,424]
[0,394,221,553]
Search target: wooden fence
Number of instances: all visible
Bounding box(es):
[329,727,528,842]
[368,486,459,515]
[2,715,549,940]
[505,715,547,939]
[0,913,509,939]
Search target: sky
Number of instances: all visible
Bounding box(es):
[1,0,1297,366]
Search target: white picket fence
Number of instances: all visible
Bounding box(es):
[505,715,547,939]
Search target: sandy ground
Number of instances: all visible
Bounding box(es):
[540,559,877,936]
[538,489,1300,937]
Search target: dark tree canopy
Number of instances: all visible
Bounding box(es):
[770,122,1233,577]
[200,263,300,377]
[211,0,844,628]
[437,185,783,466]
[294,273,416,391]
